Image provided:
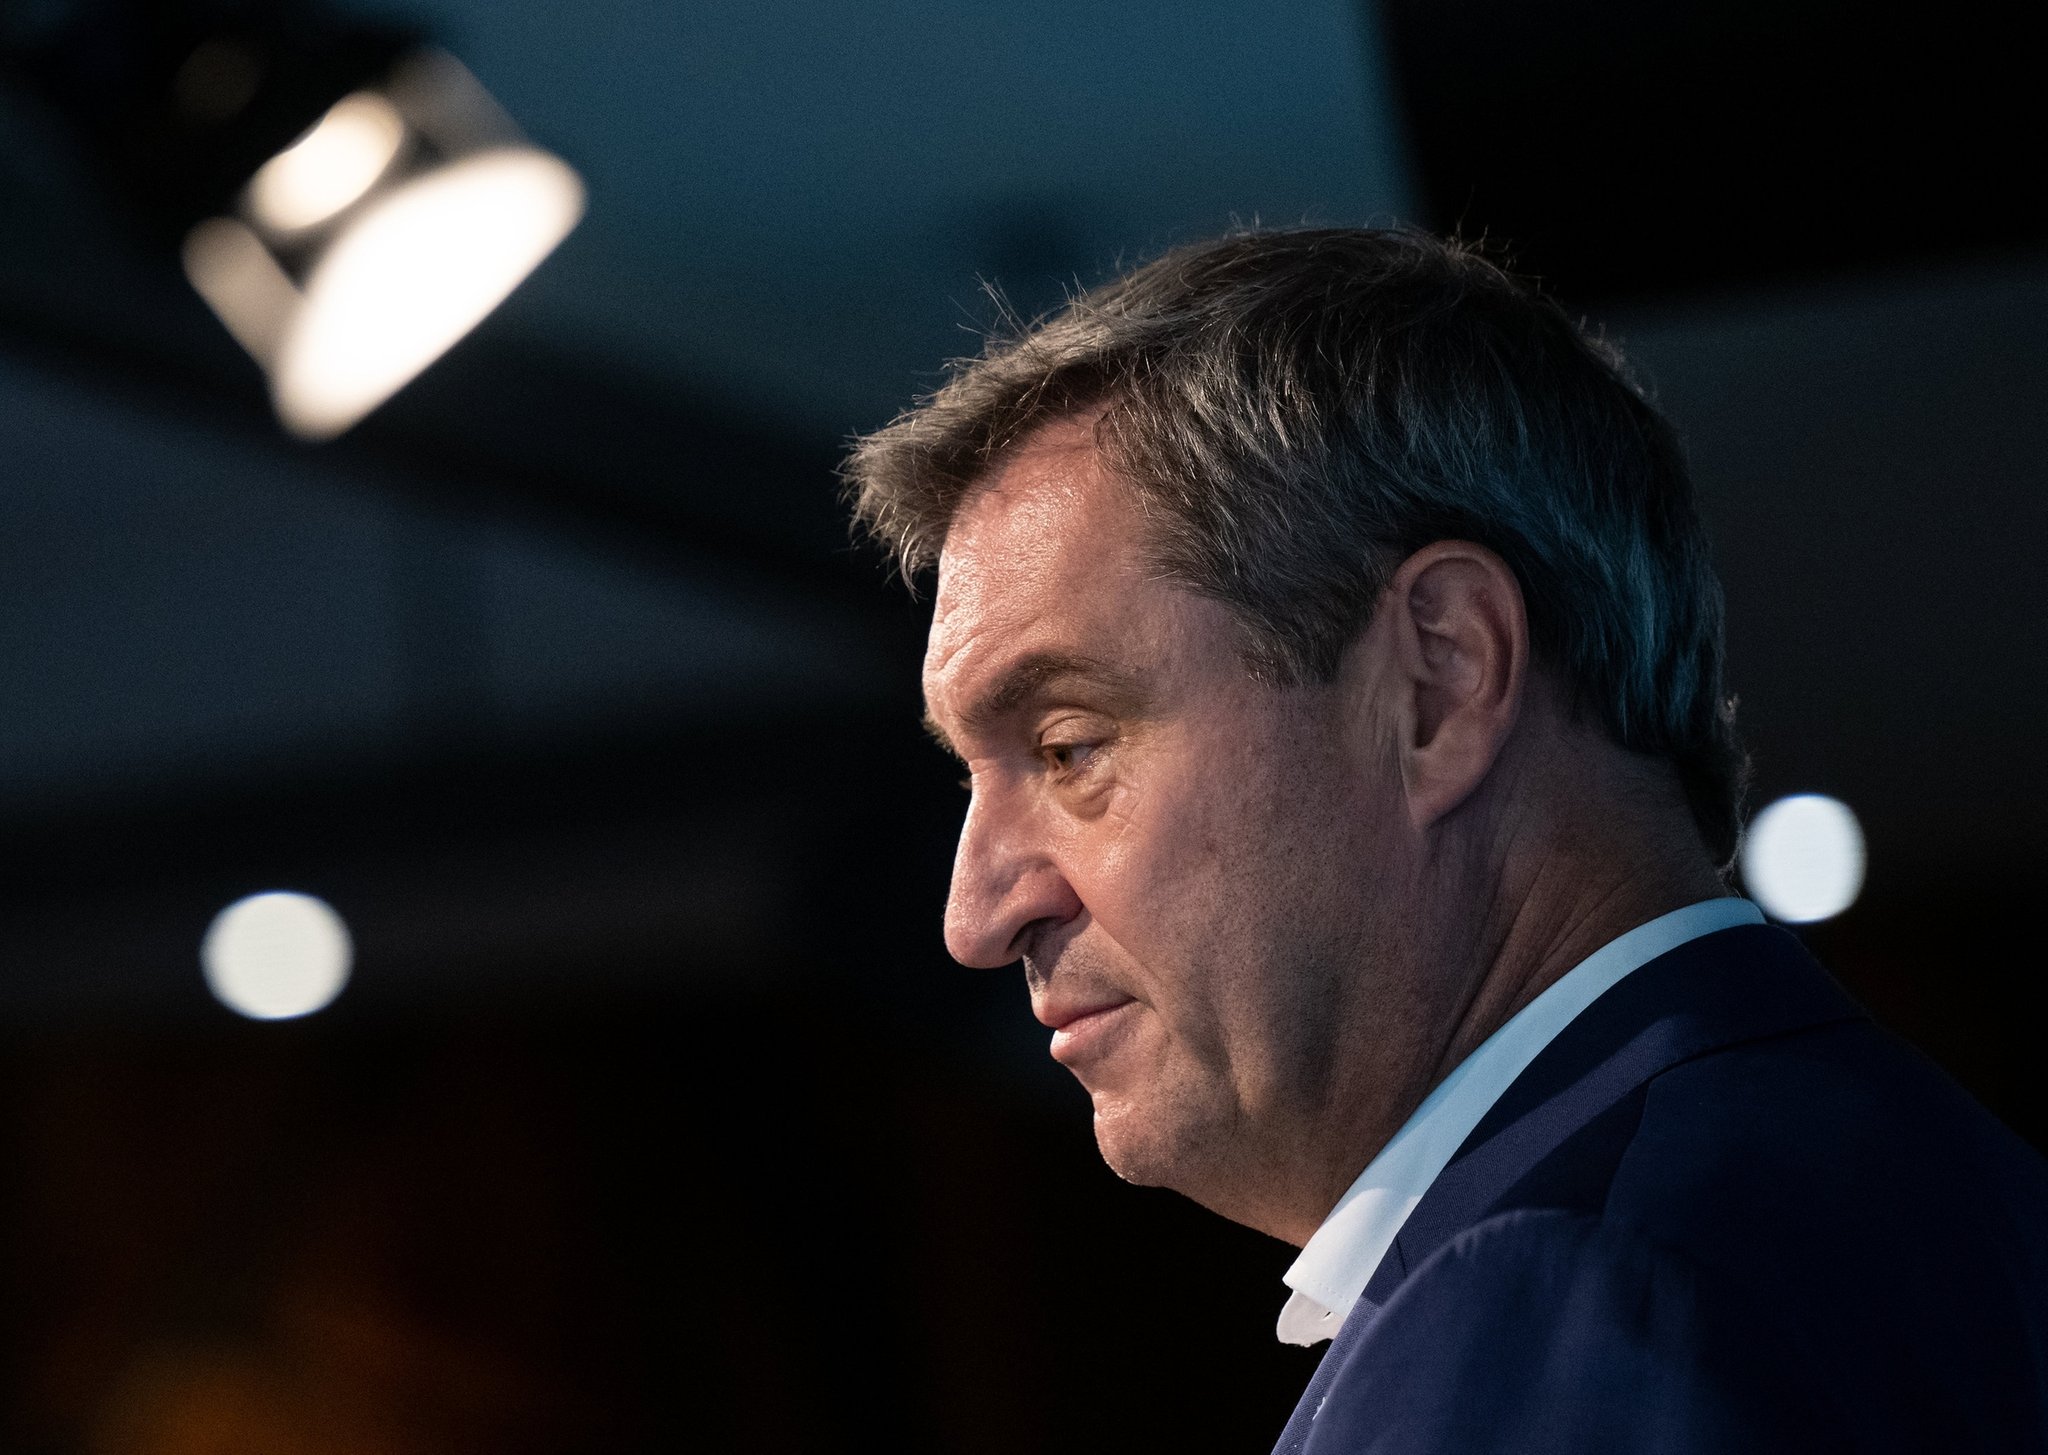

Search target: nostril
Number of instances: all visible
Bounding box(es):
[1011,913,1064,966]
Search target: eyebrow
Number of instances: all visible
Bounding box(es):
[923,651,1146,759]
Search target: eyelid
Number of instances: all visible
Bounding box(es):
[1036,719,1111,776]
[1037,717,1100,748]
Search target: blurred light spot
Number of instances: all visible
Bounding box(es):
[182,217,296,364]
[1741,793,1866,923]
[271,146,584,439]
[247,91,406,233]
[201,892,352,1020]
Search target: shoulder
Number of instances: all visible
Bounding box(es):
[1583,1020,2048,1450]
[1302,1209,1840,1454]
[1305,1020,2048,1453]
[1606,1015,2048,1295]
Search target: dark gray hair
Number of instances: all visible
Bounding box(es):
[843,228,1746,868]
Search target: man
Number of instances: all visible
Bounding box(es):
[844,229,2048,1451]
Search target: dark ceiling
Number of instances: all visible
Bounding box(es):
[0,0,2042,1021]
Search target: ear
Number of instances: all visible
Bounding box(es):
[1381,541,1529,830]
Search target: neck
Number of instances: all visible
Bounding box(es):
[1268,757,1726,1247]
[1426,819,1727,1091]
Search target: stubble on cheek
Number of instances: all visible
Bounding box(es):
[1071,658,1370,1212]
[1079,748,1293,1190]
[1164,711,1369,1179]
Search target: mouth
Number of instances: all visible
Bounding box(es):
[1042,997,1139,1066]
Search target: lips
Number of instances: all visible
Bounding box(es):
[1040,996,1139,1067]
[1034,993,1134,1031]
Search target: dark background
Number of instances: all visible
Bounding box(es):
[1,0,2042,1449]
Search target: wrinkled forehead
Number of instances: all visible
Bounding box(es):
[934,481,1082,614]
[924,421,1150,689]
[934,424,1119,609]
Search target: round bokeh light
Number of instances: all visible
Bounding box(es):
[1740,794,1866,924]
[201,891,353,1020]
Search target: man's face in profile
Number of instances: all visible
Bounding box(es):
[921,415,1411,1226]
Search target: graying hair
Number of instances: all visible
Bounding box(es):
[843,228,1747,868]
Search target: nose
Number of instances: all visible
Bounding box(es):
[943,788,1082,968]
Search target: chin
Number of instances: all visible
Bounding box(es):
[1091,1087,1282,1232]
[1090,1096,1211,1192]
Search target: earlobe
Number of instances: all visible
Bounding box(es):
[1387,543,1529,828]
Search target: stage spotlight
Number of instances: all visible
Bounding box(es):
[183,49,584,439]
[202,890,353,1020]
[1741,793,1867,924]
[7,6,583,439]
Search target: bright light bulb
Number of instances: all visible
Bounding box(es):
[270,146,585,439]
[247,91,407,233]
[1741,793,1866,924]
[201,891,353,1020]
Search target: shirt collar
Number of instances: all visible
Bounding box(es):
[1275,896,1766,1346]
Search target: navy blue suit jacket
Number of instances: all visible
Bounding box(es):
[1273,924,2048,1453]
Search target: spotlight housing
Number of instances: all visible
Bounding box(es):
[9,3,584,439]
[182,48,585,438]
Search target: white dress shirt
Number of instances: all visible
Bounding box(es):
[1275,896,1766,1346]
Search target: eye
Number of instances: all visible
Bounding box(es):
[1039,739,1096,776]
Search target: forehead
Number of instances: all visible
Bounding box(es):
[924,417,1149,684]
[939,418,1130,591]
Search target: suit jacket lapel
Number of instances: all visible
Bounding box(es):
[1272,925,1864,1454]
[1363,924,1865,1312]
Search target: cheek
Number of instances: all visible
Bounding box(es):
[1169,747,1366,982]
[1086,772,1232,914]
[1081,742,1319,996]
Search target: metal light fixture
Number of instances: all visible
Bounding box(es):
[183,47,584,439]
[8,3,584,440]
